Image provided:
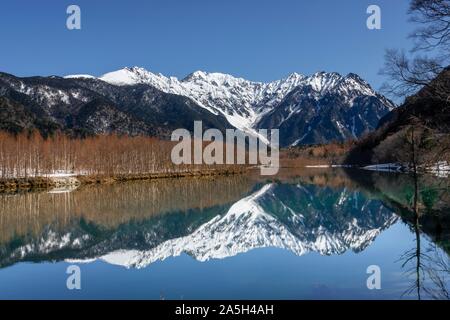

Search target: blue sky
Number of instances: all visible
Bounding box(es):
[0,0,413,91]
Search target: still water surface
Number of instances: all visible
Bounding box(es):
[0,169,448,299]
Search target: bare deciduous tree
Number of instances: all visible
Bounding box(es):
[409,0,450,56]
[380,49,444,97]
[380,0,450,99]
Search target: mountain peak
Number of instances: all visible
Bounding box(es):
[189,70,208,79]
[311,71,341,77]
[283,72,305,82]
[182,71,252,85]
[99,68,138,85]
[99,66,161,86]
[344,72,368,84]
[126,66,146,71]
[305,71,342,92]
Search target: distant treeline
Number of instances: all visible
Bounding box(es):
[280,141,355,167]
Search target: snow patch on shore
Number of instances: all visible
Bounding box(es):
[362,163,405,172]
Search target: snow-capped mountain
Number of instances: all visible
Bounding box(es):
[0,182,398,269]
[95,67,396,145]
[97,67,307,139]
[0,67,395,145]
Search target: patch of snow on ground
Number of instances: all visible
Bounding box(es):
[362,163,405,172]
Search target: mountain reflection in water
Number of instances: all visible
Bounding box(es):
[0,169,449,299]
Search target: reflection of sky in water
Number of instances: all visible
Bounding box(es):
[0,223,444,299]
[0,172,448,300]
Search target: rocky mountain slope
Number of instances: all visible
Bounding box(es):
[95,67,396,146]
[0,71,231,138]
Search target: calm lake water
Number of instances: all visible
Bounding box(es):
[0,169,449,300]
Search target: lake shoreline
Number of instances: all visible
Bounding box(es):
[0,167,249,193]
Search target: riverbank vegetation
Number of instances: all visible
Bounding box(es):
[0,130,231,178]
[0,130,247,192]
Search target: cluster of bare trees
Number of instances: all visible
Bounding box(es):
[381,0,450,99]
[0,131,231,179]
[282,141,355,167]
[374,120,450,166]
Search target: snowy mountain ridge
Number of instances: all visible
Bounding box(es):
[97,67,307,137]
[66,67,395,142]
